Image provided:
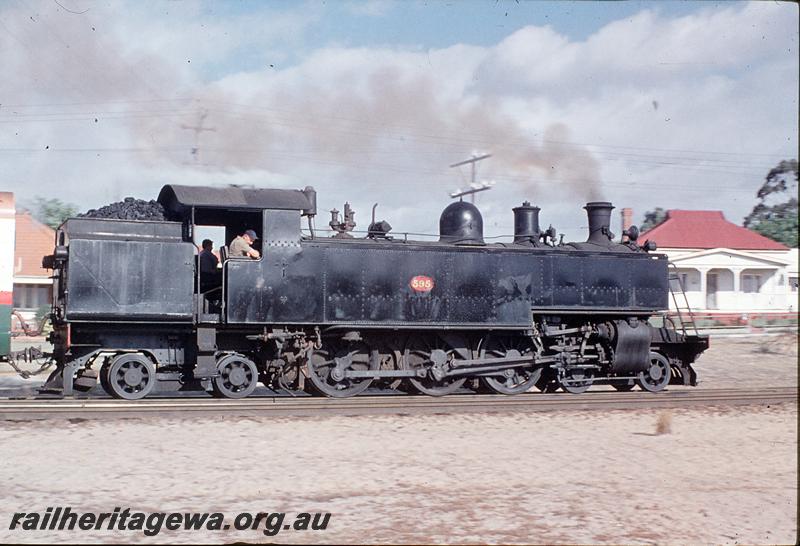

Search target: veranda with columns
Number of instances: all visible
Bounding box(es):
[670,256,789,312]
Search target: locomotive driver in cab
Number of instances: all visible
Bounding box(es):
[230,229,260,259]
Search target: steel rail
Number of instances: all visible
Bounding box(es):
[0,387,795,421]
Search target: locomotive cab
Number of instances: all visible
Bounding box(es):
[156,184,317,325]
[187,207,264,318]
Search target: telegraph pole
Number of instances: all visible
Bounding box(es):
[181,109,216,162]
[449,153,494,202]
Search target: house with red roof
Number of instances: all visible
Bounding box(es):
[639,210,798,313]
[0,195,56,331]
[8,211,56,330]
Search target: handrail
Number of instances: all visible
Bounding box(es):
[667,262,700,336]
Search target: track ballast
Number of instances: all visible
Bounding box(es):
[0,387,794,421]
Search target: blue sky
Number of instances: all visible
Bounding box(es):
[220,1,715,44]
[320,1,714,44]
[0,0,797,239]
[194,0,724,77]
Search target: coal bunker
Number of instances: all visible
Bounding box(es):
[79,197,166,221]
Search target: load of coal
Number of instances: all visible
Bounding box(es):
[79,197,166,221]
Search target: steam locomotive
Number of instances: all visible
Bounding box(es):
[39,184,708,399]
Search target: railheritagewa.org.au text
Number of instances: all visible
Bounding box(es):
[8,507,331,537]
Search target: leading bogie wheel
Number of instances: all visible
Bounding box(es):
[102,353,156,400]
[212,354,259,399]
[636,352,671,393]
[559,368,594,394]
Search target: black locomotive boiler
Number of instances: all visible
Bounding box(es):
[41,184,708,399]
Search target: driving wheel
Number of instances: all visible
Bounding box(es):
[479,335,541,395]
[306,341,377,398]
[402,335,469,396]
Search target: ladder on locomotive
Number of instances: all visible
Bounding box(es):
[667,263,700,336]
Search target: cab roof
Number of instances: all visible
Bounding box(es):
[157,184,316,218]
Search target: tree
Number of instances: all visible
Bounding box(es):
[640,207,667,232]
[743,159,798,247]
[31,197,78,230]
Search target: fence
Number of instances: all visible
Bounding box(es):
[665,311,798,331]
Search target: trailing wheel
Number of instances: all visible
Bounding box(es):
[306,341,377,398]
[402,335,468,397]
[559,368,594,394]
[636,352,671,393]
[212,354,259,399]
[479,335,541,395]
[102,353,156,400]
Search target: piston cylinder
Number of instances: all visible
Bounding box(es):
[607,319,652,373]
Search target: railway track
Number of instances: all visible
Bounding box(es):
[0,387,795,420]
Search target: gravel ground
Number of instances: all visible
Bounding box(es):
[690,332,797,388]
[0,334,796,544]
[0,406,796,544]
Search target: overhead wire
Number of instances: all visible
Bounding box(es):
[0,99,791,163]
[0,145,763,194]
[0,105,785,177]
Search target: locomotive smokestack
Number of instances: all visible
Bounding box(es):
[584,201,615,244]
[513,201,541,244]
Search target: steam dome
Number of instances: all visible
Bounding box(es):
[439,201,484,245]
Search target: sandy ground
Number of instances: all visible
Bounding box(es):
[690,332,797,389]
[0,334,797,544]
[0,406,796,545]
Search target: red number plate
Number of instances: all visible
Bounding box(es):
[410,275,434,292]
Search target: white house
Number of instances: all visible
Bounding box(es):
[638,210,798,314]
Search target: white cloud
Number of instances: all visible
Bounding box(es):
[1,1,796,241]
[343,0,396,18]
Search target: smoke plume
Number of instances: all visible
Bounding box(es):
[132,66,605,202]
